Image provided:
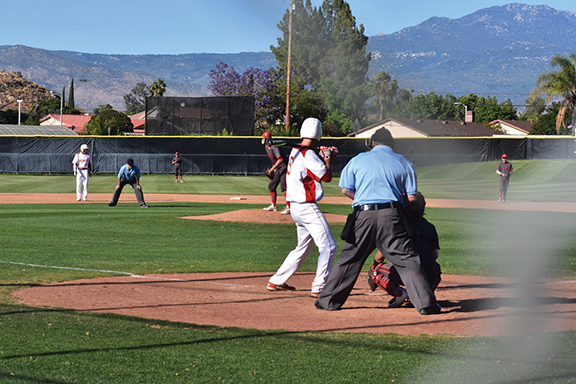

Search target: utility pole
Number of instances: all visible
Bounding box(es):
[285,0,293,132]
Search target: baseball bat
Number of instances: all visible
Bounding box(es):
[261,138,318,150]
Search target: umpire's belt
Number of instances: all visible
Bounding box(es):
[356,202,400,211]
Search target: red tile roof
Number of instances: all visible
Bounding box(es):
[40,114,91,133]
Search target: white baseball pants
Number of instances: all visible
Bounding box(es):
[76,169,90,200]
[269,202,337,293]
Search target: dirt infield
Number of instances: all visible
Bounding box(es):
[7,193,576,336]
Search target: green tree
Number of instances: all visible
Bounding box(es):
[322,109,352,136]
[124,82,149,114]
[530,53,576,134]
[519,96,546,122]
[24,98,79,125]
[319,0,370,120]
[369,71,398,120]
[458,94,517,123]
[529,105,572,135]
[86,107,133,135]
[272,0,370,123]
[68,79,75,109]
[149,78,167,97]
[392,91,458,120]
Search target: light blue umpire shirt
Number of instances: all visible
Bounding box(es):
[338,145,417,208]
[118,164,141,181]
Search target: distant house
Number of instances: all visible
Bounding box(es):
[352,117,499,138]
[490,119,533,136]
[41,113,146,135]
[128,111,146,135]
[40,114,91,134]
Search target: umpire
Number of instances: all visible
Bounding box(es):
[315,127,440,315]
[107,158,148,208]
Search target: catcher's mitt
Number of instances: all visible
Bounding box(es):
[265,168,274,179]
[319,146,338,162]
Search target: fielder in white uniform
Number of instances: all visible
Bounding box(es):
[267,118,337,297]
[72,144,93,201]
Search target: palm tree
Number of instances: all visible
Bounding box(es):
[149,78,167,97]
[369,71,398,120]
[530,53,576,134]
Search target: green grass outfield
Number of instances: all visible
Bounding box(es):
[3,159,576,201]
[2,160,576,383]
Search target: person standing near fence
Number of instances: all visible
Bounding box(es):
[172,152,183,183]
[108,158,148,208]
[72,144,93,201]
[496,154,513,203]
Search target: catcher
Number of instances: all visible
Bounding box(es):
[368,192,442,308]
[262,132,290,214]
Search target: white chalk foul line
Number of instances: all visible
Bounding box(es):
[0,261,257,287]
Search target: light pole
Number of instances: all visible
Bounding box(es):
[17,100,23,125]
[454,102,468,122]
[285,0,293,132]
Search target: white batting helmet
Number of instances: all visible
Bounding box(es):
[300,118,322,140]
[80,144,89,151]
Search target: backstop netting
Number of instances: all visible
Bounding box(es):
[145,96,255,136]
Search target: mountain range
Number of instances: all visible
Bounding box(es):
[1,3,575,112]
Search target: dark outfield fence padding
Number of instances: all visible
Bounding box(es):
[1,136,575,175]
[145,96,255,136]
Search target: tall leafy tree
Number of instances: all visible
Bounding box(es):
[149,78,167,97]
[68,79,75,109]
[319,0,370,119]
[86,107,133,135]
[530,53,576,134]
[271,0,370,123]
[124,82,149,114]
[208,62,284,128]
[370,71,398,120]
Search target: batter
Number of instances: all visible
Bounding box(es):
[267,118,337,297]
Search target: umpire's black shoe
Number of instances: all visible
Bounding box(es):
[314,299,340,311]
[107,203,116,207]
[419,303,441,315]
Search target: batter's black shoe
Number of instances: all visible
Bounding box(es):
[140,204,149,208]
[419,303,441,315]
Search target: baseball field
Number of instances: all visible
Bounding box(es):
[2,160,576,383]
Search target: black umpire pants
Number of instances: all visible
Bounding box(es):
[317,205,437,312]
[109,176,146,206]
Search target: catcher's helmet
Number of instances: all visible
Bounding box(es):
[262,131,272,139]
[405,192,426,218]
[80,144,89,151]
[300,117,322,140]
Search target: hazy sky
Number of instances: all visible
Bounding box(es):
[4,0,575,55]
